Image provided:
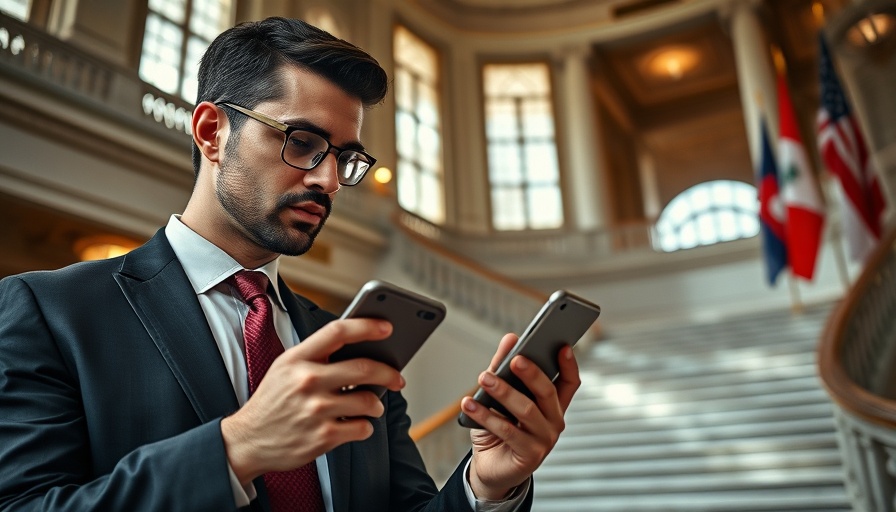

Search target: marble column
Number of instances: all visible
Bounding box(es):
[726,0,778,170]
[554,43,608,232]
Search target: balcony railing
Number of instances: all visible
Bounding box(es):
[0,12,193,149]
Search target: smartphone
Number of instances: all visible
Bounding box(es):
[329,280,446,398]
[457,290,600,428]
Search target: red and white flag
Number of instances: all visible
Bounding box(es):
[816,34,886,263]
[777,72,825,280]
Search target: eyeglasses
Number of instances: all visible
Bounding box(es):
[217,102,376,187]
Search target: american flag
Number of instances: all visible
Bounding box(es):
[816,33,886,262]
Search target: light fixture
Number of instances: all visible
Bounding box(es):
[646,45,699,81]
[74,235,140,261]
[846,12,894,47]
[373,166,393,184]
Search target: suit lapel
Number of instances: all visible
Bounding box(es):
[277,277,353,512]
[115,229,239,423]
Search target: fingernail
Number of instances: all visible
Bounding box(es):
[380,321,391,334]
[565,347,573,360]
[515,357,529,370]
[399,375,406,387]
[463,399,478,412]
[480,372,496,387]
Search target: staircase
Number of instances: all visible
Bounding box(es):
[532,302,852,511]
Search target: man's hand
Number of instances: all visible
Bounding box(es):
[461,333,581,500]
[221,318,405,485]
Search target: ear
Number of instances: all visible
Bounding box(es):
[191,101,227,165]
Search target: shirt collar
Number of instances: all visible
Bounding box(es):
[164,215,287,310]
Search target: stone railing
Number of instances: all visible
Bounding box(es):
[818,226,896,511]
[398,210,658,267]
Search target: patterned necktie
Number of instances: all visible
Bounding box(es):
[229,270,325,512]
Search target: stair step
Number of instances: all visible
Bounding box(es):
[532,487,850,512]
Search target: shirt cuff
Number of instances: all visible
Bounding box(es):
[462,458,531,512]
[228,463,257,507]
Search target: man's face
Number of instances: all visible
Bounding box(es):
[215,65,365,258]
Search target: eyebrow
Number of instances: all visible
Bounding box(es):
[280,117,367,152]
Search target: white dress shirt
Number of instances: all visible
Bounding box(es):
[164,215,527,511]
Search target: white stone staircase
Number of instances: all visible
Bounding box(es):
[532,303,852,511]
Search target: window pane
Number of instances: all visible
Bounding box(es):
[140,13,183,94]
[524,142,558,183]
[395,69,414,111]
[521,99,554,138]
[527,187,563,229]
[397,160,419,213]
[0,0,29,20]
[420,172,445,224]
[396,111,417,159]
[485,100,518,140]
[488,143,522,185]
[492,188,526,231]
[149,0,186,24]
[190,0,232,41]
[418,124,440,170]
[181,36,206,103]
[416,82,439,127]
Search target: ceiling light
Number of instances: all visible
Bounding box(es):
[374,167,393,184]
[846,13,894,47]
[646,46,699,80]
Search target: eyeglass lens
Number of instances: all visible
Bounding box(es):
[284,131,371,185]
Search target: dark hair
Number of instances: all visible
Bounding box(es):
[191,17,389,177]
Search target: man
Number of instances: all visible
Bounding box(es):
[0,17,580,511]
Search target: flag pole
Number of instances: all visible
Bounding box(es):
[787,272,804,315]
[822,180,852,291]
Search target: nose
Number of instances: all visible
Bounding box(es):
[304,149,341,194]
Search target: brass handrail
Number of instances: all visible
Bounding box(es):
[817,225,896,427]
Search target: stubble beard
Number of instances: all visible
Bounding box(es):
[216,152,332,257]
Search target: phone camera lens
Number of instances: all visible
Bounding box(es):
[417,310,436,320]
[376,294,386,301]
[560,303,567,310]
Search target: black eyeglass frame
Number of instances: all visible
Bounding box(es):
[216,102,376,187]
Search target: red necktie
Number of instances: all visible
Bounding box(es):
[229,270,325,512]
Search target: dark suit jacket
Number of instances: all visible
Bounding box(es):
[0,229,534,511]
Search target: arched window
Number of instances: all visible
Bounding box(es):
[654,180,759,252]
[138,0,233,102]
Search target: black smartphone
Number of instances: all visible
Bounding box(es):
[457,290,600,428]
[329,280,446,398]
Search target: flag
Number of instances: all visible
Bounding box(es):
[757,118,788,285]
[816,34,886,262]
[777,71,825,280]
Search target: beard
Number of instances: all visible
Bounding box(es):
[216,149,332,256]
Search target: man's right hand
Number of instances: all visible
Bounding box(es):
[220,318,404,485]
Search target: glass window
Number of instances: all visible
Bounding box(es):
[139,0,232,102]
[393,25,444,224]
[483,63,563,231]
[654,180,760,252]
[0,0,29,20]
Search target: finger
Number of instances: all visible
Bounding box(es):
[508,355,564,428]
[475,369,553,439]
[554,345,581,412]
[322,357,405,394]
[288,318,392,361]
[325,387,387,420]
[488,333,519,372]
